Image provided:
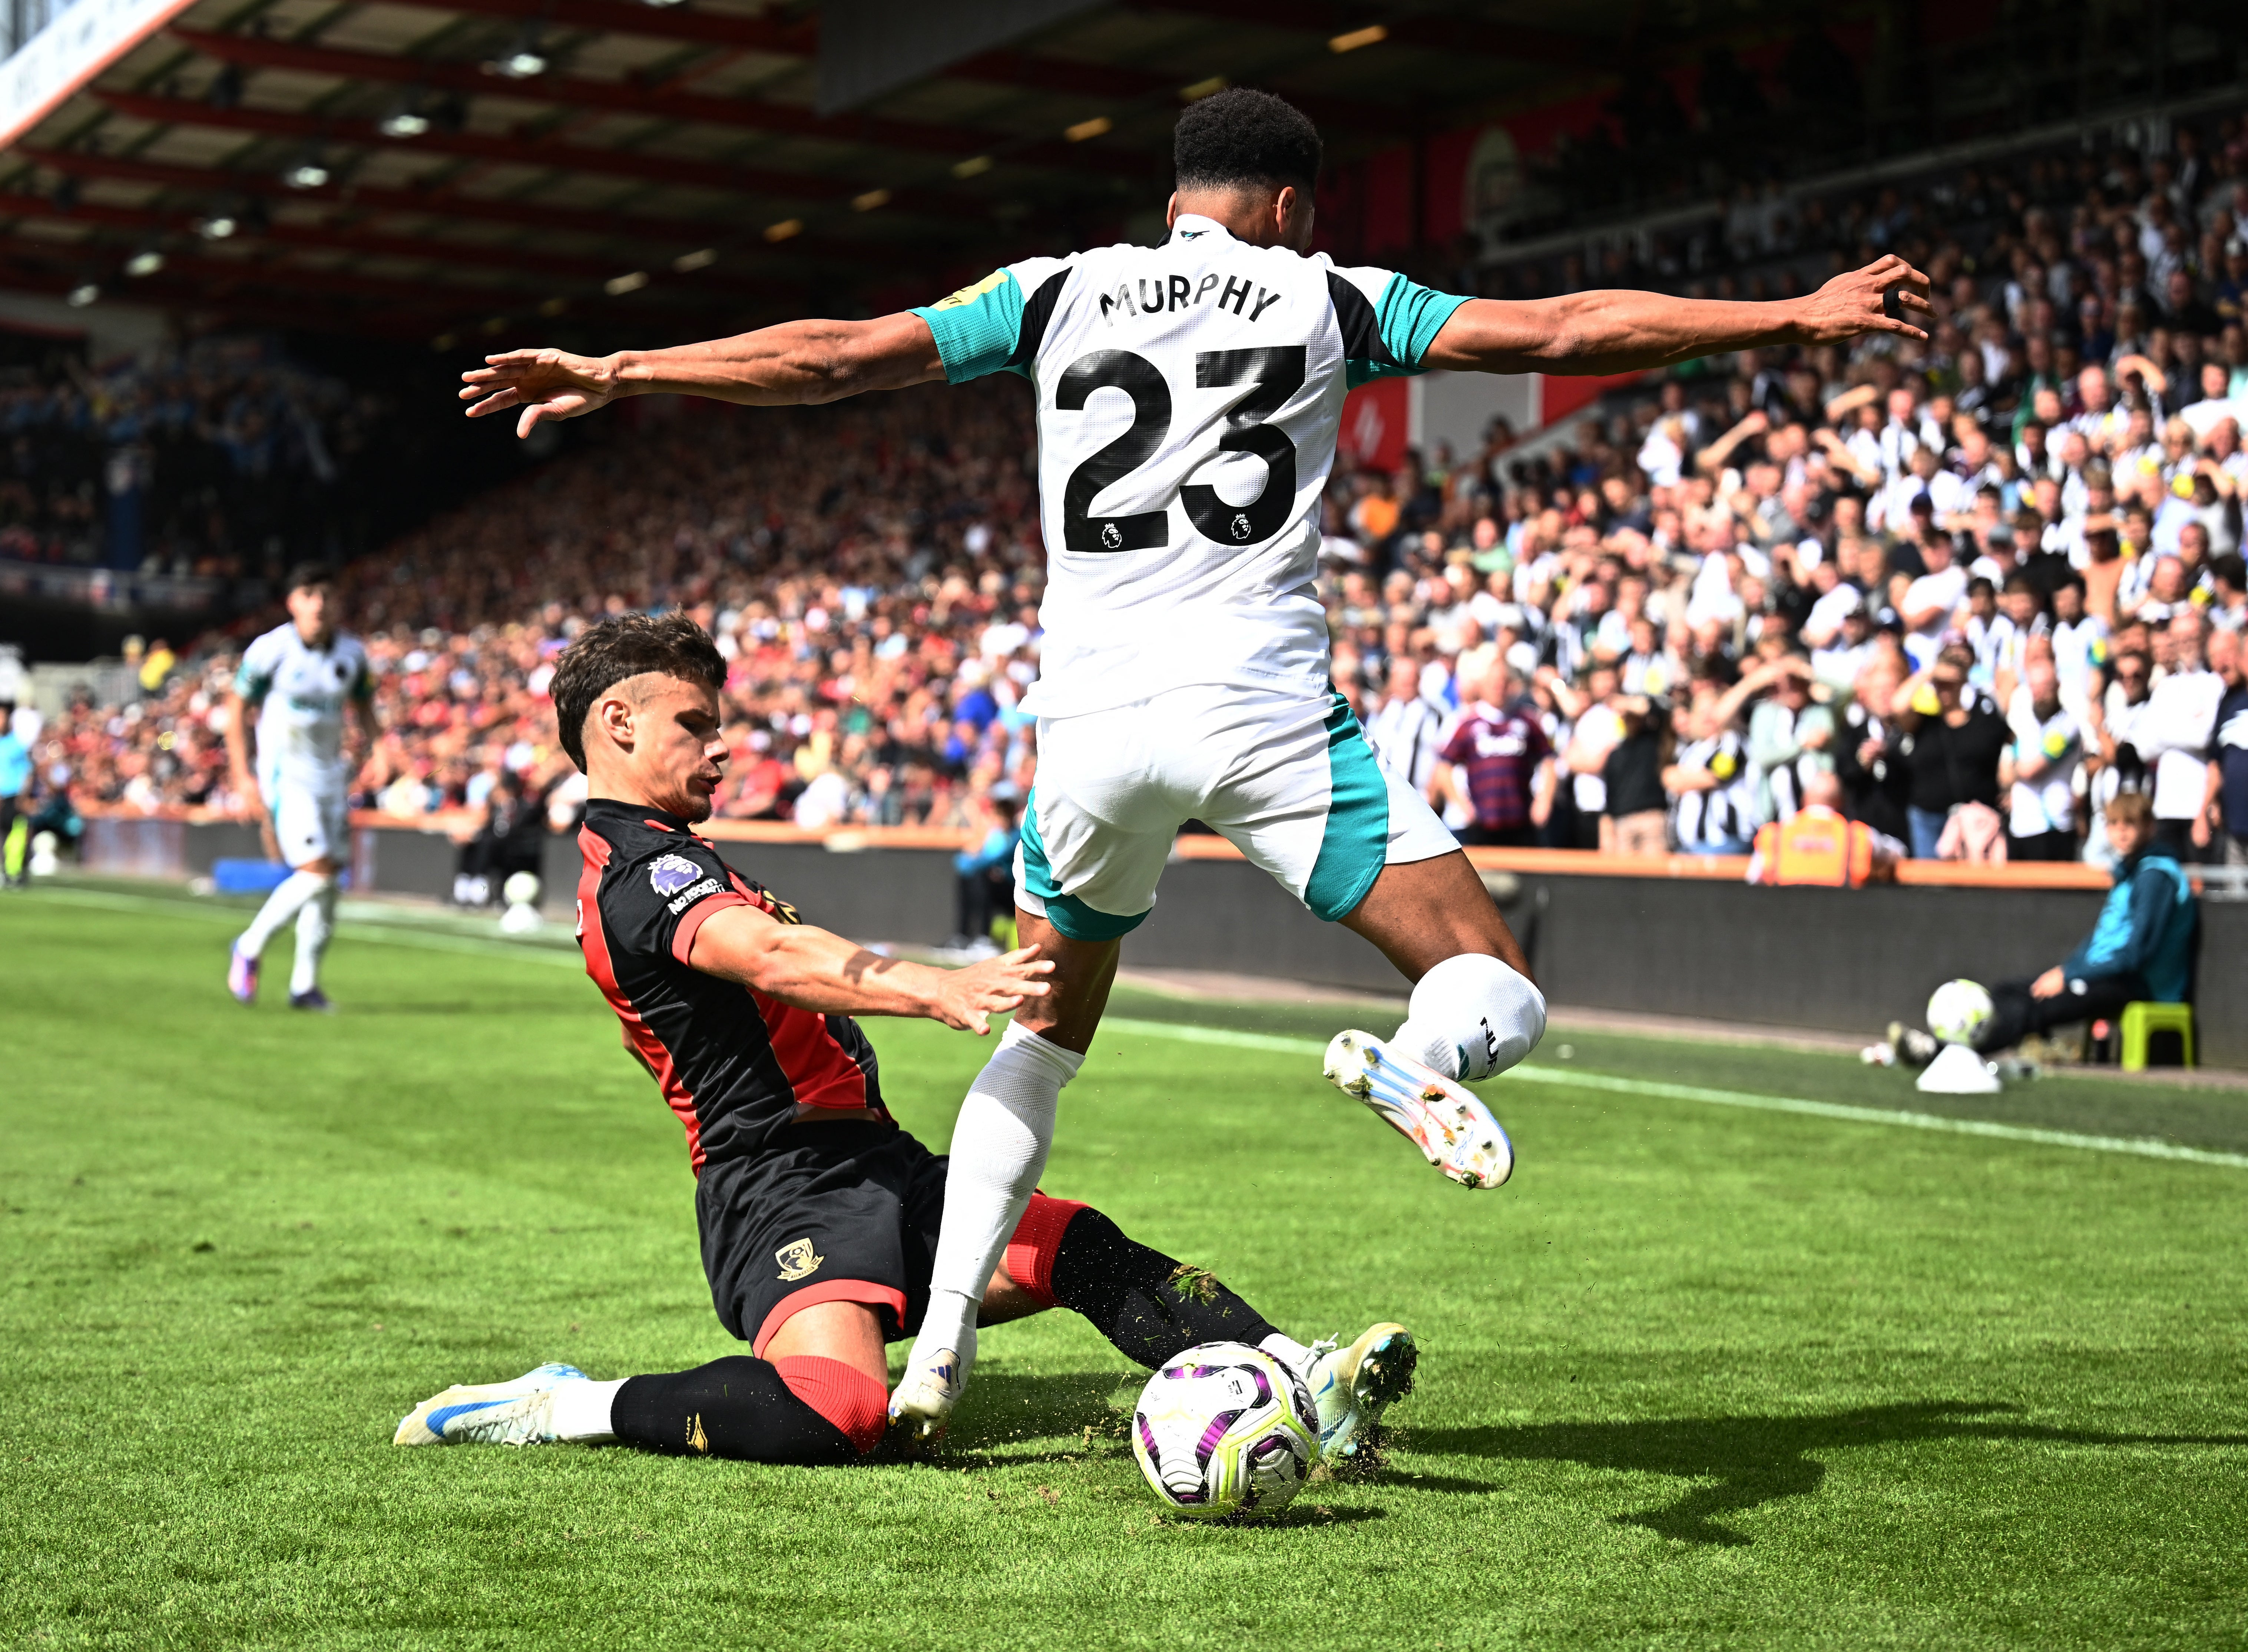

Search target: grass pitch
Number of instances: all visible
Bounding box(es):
[4,881,2246,1649]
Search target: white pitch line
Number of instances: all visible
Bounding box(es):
[23,890,2243,1171]
[1100,1017,2248,1172]
[18,883,583,967]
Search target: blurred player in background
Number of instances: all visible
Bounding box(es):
[223,567,377,1011]
[457,87,1932,1437]
[0,701,29,888]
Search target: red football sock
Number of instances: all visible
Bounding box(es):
[1003,1193,1090,1308]
[772,1356,887,1456]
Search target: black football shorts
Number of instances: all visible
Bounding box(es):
[695,1121,948,1357]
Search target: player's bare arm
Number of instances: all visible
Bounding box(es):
[461,312,945,439]
[1422,253,1934,377]
[221,686,263,820]
[687,903,1048,1035]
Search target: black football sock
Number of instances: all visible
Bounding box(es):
[611,1357,858,1464]
[1048,1208,1279,1368]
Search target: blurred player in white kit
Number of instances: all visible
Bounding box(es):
[223,566,378,1011]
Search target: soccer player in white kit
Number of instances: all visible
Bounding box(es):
[457,89,1931,1439]
[223,566,378,1011]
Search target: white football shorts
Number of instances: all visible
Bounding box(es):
[266,776,349,870]
[1014,684,1458,941]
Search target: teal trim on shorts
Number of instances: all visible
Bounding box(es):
[1303,692,1390,923]
[1019,786,1148,943]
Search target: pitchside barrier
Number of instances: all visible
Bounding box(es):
[75,808,2247,1068]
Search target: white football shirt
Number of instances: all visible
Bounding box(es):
[914,214,1470,717]
[234,621,372,792]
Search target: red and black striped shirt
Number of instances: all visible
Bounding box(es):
[575,798,888,1172]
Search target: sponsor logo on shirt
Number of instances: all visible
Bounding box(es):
[648,853,705,896]
[666,877,721,915]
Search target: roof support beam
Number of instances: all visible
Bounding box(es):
[19,146,915,271]
[0,185,807,302]
[166,27,1156,180]
[88,89,989,222]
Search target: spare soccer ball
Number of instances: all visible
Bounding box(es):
[1926,979,1994,1047]
[501,871,542,908]
[1130,1342,1319,1520]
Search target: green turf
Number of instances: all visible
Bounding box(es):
[4,883,2246,1649]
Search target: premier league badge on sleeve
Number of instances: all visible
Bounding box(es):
[648,853,706,897]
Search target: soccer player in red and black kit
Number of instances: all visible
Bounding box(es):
[394,613,1418,1466]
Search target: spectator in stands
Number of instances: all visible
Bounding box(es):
[1665,680,1757,854]
[1366,656,1449,803]
[1598,693,1669,856]
[1893,648,2010,858]
[2134,609,2226,858]
[1433,663,1552,848]
[1746,771,1900,885]
[1887,792,2195,1063]
[2000,649,2084,860]
[2203,625,2248,864]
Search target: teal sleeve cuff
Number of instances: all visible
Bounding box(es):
[1376,272,1472,373]
[234,665,270,702]
[912,268,1026,384]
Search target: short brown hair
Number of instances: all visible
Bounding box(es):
[2103,789,2154,830]
[550,611,725,771]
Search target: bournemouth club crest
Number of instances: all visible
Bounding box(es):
[775,1238,825,1282]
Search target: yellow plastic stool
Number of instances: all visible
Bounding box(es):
[2119,1002,2195,1070]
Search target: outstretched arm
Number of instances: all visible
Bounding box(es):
[686,899,1049,1034]
[460,312,946,438]
[1423,255,1931,377]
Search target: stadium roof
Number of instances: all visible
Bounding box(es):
[0,0,1787,344]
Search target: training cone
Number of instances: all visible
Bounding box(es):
[1917,1041,2002,1095]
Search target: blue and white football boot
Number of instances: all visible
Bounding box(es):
[1323,1031,1514,1189]
[1304,1323,1417,1471]
[393,1363,588,1447]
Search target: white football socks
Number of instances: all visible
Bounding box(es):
[1259,1332,1317,1382]
[550,1376,626,1443]
[1391,952,1547,1081]
[903,1020,1085,1387]
[289,877,338,996]
[237,869,330,960]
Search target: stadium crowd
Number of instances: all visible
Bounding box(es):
[20,112,2248,884]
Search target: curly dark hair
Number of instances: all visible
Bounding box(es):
[550,610,725,771]
[1173,87,1322,194]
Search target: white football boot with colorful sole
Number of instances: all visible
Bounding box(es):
[1323,1030,1514,1189]
[1305,1323,1417,1470]
[886,1332,973,1446]
[393,1363,588,1447]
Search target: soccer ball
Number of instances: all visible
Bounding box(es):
[1926,979,1994,1047]
[501,871,542,907]
[1130,1343,1320,1520]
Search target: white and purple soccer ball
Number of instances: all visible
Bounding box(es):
[1130,1342,1320,1519]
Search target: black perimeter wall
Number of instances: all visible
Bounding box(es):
[79,817,2246,1068]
